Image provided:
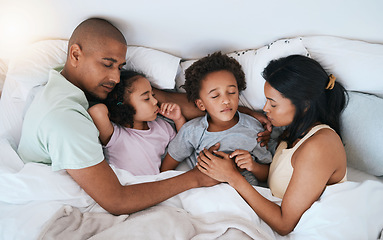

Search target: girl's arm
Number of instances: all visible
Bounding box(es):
[88,103,114,145]
[197,129,346,235]
[160,153,180,172]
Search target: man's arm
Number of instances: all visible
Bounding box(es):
[153,88,203,120]
[153,88,272,145]
[67,160,217,215]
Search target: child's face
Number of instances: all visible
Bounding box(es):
[195,70,239,123]
[128,77,159,124]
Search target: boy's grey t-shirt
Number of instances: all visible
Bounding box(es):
[167,112,272,170]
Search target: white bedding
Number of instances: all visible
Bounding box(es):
[1,136,383,239]
[0,39,382,239]
[1,0,383,238]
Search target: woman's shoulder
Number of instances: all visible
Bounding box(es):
[309,125,340,144]
[293,125,347,185]
[294,125,345,166]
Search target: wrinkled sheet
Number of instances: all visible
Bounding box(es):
[1,139,383,239]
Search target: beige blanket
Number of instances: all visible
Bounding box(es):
[38,205,273,240]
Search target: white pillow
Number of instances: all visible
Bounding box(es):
[302,36,383,97]
[175,37,309,111]
[0,40,67,146]
[340,91,383,176]
[6,40,68,101]
[0,40,180,146]
[125,46,181,89]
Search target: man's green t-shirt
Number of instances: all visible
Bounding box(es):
[17,70,104,171]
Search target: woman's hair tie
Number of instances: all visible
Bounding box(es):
[117,102,123,106]
[326,74,336,90]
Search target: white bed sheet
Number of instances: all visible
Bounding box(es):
[1,137,383,240]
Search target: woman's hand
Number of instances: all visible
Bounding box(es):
[230,150,256,172]
[253,112,272,148]
[197,148,241,183]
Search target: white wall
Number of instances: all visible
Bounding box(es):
[1,0,382,59]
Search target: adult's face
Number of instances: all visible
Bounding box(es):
[263,81,296,127]
[75,37,127,100]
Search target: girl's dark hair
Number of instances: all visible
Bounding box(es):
[262,55,348,147]
[183,51,246,103]
[105,70,146,128]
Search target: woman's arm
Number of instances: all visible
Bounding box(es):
[197,129,346,235]
[88,103,114,145]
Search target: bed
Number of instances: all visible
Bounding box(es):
[1,0,383,239]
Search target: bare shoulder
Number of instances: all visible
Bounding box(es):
[293,127,346,179]
[88,103,109,120]
[294,128,344,163]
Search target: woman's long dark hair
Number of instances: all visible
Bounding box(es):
[262,55,348,147]
[105,70,146,128]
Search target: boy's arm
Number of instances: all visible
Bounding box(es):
[88,104,114,145]
[160,153,180,172]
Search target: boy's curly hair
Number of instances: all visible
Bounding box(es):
[183,51,246,103]
[105,70,146,128]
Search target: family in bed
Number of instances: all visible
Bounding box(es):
[16,18,348,236]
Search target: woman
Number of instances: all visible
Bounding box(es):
[197,55,348,235]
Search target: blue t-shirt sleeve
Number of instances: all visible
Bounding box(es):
[167,121,198,162]
[242,113,273,164]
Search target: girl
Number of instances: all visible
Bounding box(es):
[88,70,186,176]
[196,55,348,235]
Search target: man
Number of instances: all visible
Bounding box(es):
[17,18,218,215]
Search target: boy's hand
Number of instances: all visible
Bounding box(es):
[230,150,256,172]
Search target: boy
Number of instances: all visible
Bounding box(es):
[161,52,272,185]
